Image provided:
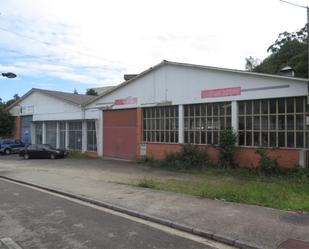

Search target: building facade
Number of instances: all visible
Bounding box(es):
[10,61,309,168]
[9,89,103,157]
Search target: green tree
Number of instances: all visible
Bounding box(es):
[252,25,308,78]
[245,56,260,71]
[0,104,14,137]
[86,88,98,96]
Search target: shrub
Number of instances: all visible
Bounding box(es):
[161,144,208,170]
[137,178,156,188]
[219,129,237,168]
[256,148,281,176]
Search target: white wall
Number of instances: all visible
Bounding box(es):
[87,64,308,109]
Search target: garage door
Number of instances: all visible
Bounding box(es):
[103,109,137,160]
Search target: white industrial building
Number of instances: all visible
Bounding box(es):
[9,60,309,167]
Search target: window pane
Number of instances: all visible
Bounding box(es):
[246,101,252,114]
[239,117,245,130]
[261,100,268,114]
[226,117,232,129]
[287,132,294,147]
[262,132,268,146]
[220,104,225,116]
[278,98,285,113]
[246,116,252,130]
[296,97,304,113]
[207,132,212,144]
[269,99,276,114]
[254,132,260,146]
[296,115,304,130]
[238,102,245,115]
[213,117,219,130]
[238,131,244,145]
[261,116,268,130]
[278,132,285,147]
[253,101,260,114]
[287,115,294,130]
[213,104,219,116]
[270,116,276,130]
[253,116,260,130]
[270,132,276,147]
[246,132,252,146]
[296,132,304,147]
[213,131,219,144]
[287,98,294,113]
[278,115,285,130]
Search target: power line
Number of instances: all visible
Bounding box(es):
[0,26,129,66]
[279,0,307,9]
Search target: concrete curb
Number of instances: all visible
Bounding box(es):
[0,176,262,249]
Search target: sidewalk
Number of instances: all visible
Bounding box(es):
[0,167,308,249]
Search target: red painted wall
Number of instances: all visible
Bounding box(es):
[103,109,138,160]
[146,143,300,168]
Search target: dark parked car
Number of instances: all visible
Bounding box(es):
[0,139,25,155]
[19,144,68,159]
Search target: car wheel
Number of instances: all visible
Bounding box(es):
[4,149,11,155]
[24,153,29,160]
[50,154,56,159]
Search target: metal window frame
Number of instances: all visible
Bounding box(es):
[238,97,307,148]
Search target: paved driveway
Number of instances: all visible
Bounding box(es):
[0,155,194,184]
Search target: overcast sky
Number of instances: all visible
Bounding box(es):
[0,0,308,100]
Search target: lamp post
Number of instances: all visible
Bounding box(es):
[1,72,16,79]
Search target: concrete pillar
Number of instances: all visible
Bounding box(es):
[42,122,46,144]
[30,122,36,144]
[82,120,87,152]
[65,122,69,149]
[231,101,238,131]
[56,122,60,148]
[178,105,184,143]
[96,111,103,157]
[299,149,306,168]
[136,108,143,159]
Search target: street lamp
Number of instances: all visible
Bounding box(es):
[1,72,16,79]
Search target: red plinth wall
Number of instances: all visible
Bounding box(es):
[146,143,300,169]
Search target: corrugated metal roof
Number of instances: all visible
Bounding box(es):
[7,88,96,111]
[32,88,95,105]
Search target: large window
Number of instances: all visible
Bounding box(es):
[87,121,97,151]
[35,122,43,144]
[143,106,179,143]
[46,122,57,148]
[184,102,231,144]
[59,122,66,149]
[68,121,82,150]
[238,97,308,148]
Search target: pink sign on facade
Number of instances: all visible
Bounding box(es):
[201,87,241,98]
[114,96,138,105]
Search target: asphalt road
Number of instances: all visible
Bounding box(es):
[0,179,215,249]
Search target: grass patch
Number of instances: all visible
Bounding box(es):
[134,168,309,212]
